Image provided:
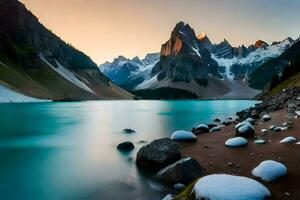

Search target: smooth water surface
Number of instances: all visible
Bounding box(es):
[0,100,259,200]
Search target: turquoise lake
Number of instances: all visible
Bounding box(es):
[0,100,259,200]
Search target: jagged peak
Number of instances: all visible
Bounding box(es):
[254,40,269,48]
[197,32,207,40]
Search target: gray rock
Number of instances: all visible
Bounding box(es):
[244,117,256,125]
[156,157,203,184]
[136,138,181,170]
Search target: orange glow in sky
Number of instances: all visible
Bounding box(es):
[20,0,300,64]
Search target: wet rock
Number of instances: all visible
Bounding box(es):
[210,126,221,133]
[214,118,221,122]
[236,123,255,138]
[117,141,135,151]
[171,130,197,141]
[156,157,203,184]
[192,124,209,135]
[244,117,256,125]
[123,128,135,134]
[136,138,181,170]
[207,124,218,129]
[225,137,248,147]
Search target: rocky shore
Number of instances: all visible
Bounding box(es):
[135,87,300,200]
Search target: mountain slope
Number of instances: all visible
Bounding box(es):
[0,0,132,100]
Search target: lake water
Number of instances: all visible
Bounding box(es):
[0,100,259,200]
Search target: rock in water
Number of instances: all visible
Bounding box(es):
[171,130,197,141]
[123,128,135,133]
[136,138,181,170]
[262,114,271,122]
[156,157,203,184]
[280,136,297,144]
[236,123,255,138]
[117,141,135,151]
[193,174,271,200]
[225,137,248,148]
[252,160,287,182]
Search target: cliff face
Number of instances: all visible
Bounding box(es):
[0,0,132,100]
[152,22,220,85]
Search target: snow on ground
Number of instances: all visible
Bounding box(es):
[0,85,48,103]
[252,160,287,182]
[225,137,248,147]
[280,136,297,144]
[39,53,94,94]
[193,174,271,200]
[171,130,197,141]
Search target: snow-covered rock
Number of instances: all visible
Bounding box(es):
[225,137,248,147]
[254,139,266,145]
[193,174,271,200]
[0,85,48,103]
[252,160,287,182]
[171,130,197,141]
[262,115,271,121]
[280,136,297,144]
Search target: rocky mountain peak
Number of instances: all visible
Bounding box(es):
[254,40,269,48]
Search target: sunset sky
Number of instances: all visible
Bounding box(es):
[20,0,300,64]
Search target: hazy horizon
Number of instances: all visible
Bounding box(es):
[20,0,300,64]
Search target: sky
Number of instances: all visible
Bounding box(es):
[20,0,300,64]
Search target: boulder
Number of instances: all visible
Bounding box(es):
[244,117,256,125]
[117,141,135,151]
[192,124,209,135]
[235,121,252,129]
[171,130,197,141]
[156,157,203,184]
[236,123,255,138]
[136,138,181,170]
[252,160,287,182]
[225,137,248,148]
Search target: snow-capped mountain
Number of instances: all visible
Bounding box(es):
[212,37,294,79]
[98,21,296,99]
[99,53,159,90]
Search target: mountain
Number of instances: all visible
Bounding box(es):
[0,0,132,101]
[99,53,160,90]
[211,37,294,80]
[248,38,299,90]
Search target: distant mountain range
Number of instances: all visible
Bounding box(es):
[100,21,298,99]
[0,0,132,101]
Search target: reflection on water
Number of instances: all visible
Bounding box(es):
[0,100,259,199]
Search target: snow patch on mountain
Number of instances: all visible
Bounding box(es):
[39,53,94,93]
